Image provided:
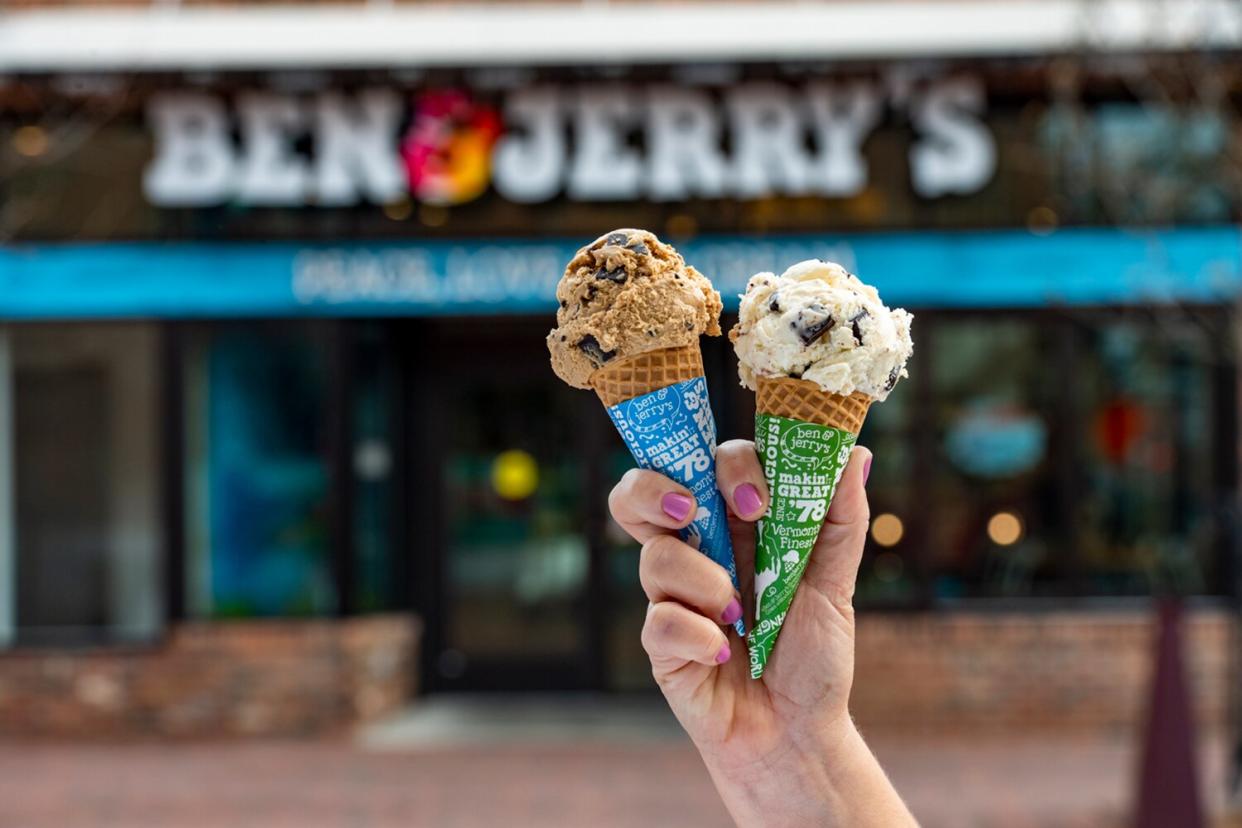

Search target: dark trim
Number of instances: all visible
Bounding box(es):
[326,321,356,617]
[1213,318,1241,603]
[407,321,446,688]
[1052,311,1084,594]
[388,320,414,612]
[581,392,610,691]
[159,322,186,624]
[907,314,936,609]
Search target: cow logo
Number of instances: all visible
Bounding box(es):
[400,90,502,206]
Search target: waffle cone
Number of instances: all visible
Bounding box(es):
[755,376,872,435]
[590,344,704,407]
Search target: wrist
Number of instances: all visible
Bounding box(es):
[700,715,857,825]
[701,716,914,828]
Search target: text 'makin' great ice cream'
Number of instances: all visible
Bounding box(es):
[731,259,913,678]
[549,229,744,635]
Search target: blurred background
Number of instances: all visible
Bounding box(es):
[1,0,1241,825]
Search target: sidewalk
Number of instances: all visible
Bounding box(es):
[0,696,1235,827]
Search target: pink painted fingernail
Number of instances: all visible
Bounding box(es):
[661,492,693,522]
[715,644,732,664]
[734,483,763,517]
[721,598,743,626]
[863,455,873,486]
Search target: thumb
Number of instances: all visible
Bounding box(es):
[802,446,872,606]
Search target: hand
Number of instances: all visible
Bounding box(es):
[608,441,915,827]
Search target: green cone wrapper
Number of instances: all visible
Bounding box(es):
[747,413,857,679]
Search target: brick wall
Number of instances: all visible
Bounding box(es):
[0,614,420,739]
[0,609,1231,739]
[852,608,1235,736]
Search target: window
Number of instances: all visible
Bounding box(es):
[1074,312,1224,595]
[856,310,1233,604]
[1,324,163,645]
[184,325,335,618]
[928,317,1062,599]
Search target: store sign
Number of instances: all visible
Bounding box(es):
[143,78,996,208]
[6,228,1238,318]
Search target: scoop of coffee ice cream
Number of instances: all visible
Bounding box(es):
[548,229,723,389]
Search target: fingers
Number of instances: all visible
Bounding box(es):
[715,440,769,521]
[804,446,873,606]
[640,535,742,627]
[608,468,696,544]
[642,601,732,668]
[826,445,872,528]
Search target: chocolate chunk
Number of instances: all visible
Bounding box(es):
[769,294,781,313]
[577,335,616,365]
[559,300,567,309]
[684,321,694,330]
[849,309,870,345]
[884,366,900,392]
[789,370,803,380]
[795,303,835,346]
[605,232,629,247]
[582,285,597,304]
[595,266,626,283]
[626,241,649,256]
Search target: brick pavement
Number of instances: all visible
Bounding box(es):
[0,733,1234,827]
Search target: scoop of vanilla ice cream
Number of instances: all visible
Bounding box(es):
[730,259,913,401]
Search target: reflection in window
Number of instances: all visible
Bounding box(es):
[856,368,919,605]
[1076,315,1220,595]
[185,326,334,618]
[6,324,162,645]
[930,319,1059,599]
[443,384,588,666]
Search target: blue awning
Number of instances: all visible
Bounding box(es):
[1,227,1239,319]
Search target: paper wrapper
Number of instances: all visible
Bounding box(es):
[593,345,745,635]
[747,377,871,679]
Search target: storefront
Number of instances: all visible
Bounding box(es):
[1,52,1240,730]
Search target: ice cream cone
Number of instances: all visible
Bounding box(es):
[755,377,872,434]
[590,343,705,407]
[592,343,744,635]
[747,377,871,679]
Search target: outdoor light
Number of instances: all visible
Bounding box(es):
[418,204,449,227]
[870,513,904,547]
[12,125,48,158]
[987,511,1023,546]
[382,197,412,221]
[491,449,539,501]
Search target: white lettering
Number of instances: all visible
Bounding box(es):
[727,83,811,197]
[314,90,404,206]
[236,93,309,205]
[645,86,727,200]
[143,93,236,206]
[909,77,996,197]
[568,86,642,200]
[805,81,882,197]
[492,88,564,203]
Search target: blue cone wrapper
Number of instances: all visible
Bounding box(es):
[605,375,745,635]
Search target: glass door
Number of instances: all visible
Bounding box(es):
[416,321,604,691]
